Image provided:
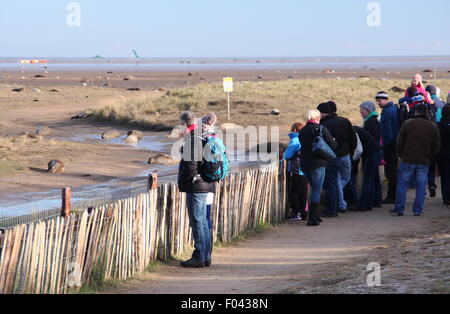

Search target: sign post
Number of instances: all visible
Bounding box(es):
[223,77,233,121]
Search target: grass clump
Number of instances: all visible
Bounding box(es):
[0,161,25,176]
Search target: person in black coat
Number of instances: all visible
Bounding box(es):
[359,101,381,142]
[177,112,215,268]
[353,126,383,211]
[437,105,450,205]
[299,109,337,226]
[317,102,357,216]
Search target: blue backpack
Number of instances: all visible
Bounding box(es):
[199,136,230,183]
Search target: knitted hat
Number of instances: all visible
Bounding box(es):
[327,101,337,113]
[375,91,389,100]
[202,113,218,131]
[412,95,425,104]
[359,101,376,113]
[425,85,437,96]
[317,102,331,114]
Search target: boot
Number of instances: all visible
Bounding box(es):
[181,259,205,268]
[300,209,308,221]
[307,202,321,227]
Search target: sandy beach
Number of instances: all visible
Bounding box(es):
[1,61,449,207]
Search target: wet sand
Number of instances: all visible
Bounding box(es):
[1,65,449,208]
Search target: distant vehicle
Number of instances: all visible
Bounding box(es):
[93,55,104,59]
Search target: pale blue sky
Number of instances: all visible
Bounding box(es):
[0,0,449,57]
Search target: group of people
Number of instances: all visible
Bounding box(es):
[176,73,450,268]
[284,73,450,227]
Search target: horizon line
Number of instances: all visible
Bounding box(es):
[1,54,450,60]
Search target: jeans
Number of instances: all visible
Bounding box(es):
[186,193,211,262]
[337,155,352,210]
[383,144,399,200]
[438,159,450,202]
[324,155,351,215]
[206,205,212,230]
[303,167,326,204]
[344,160,359,206]
[394,163,429,215]
[357,150,383,210]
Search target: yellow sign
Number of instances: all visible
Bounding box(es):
[223,77,233,92]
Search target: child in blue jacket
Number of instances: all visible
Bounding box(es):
[283,123,309,221]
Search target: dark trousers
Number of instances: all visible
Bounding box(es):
[344,160,359,206]
[437,159,450,202]
[357,150,383,210]
[383,144,398,200]
[288,173,308,216]
[428,160,437,190]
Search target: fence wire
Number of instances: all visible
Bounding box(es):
[0,175,171,230]
[0,163,274,230]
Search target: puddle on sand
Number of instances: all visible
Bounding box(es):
[55,133,177,153]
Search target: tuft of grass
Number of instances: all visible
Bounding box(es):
[214,222,276,248]
[0,161,26,176]
[77,259,168,294]
[430,282,450,294]
[90,78,450,131]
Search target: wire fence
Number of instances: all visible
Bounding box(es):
[0,174,178,230]
[0,163,269,230]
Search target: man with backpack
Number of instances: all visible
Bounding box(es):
[178,112,229,268]
[376,91,400,204]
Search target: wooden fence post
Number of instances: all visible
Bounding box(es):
[61,187,71,217]
[148,173,158,191]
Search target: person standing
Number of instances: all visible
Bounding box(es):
[406,74,432,104]
[201,113,219,260]
[299,110,337,226]
[317,102,357,216]
[360,101,381,142]
[359,101,382,207]
[376,91,399,204]
[353,126,383,211]
[425,85,446,197]
[326,101,358,212]
[437,105,450,206]
[390,104,441,216]
[178,112,215,268]
[283,122,308,221]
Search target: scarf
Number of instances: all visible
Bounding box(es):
[364,111,379,122]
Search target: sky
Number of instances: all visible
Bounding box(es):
[0,0,449,58]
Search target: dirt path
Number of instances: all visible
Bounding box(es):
[108,191,450,294]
